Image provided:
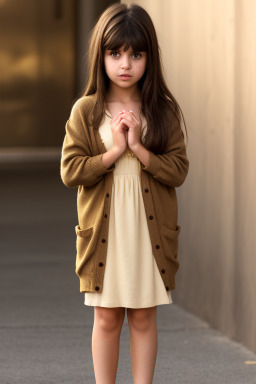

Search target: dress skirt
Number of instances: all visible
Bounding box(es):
[84,112,172,308]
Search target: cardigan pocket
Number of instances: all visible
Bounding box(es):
[160,223,181,272]
[75,225,94,276]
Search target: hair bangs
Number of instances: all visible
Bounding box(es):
[103,21,148,53]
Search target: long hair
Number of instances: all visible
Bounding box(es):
[82,3,188,153]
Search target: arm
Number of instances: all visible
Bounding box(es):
[132,118,189,188]
[60,99,115,188]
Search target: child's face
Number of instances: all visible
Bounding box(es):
[104,45,147,90]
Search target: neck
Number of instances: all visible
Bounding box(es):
[106,82,141,103]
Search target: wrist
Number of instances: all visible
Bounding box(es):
[111,146,125,159]
[130,142,150,168]
[130,142,142,154]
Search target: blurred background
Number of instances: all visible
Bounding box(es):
[1,0,256,382]
[0,0,115,161]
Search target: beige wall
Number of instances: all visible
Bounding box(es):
[122,0,256,353]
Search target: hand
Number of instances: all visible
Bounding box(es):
[110,111,128,154]
[118,110,142,151]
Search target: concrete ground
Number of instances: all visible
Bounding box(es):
[1,165,256,384]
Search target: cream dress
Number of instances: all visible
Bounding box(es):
[84,111,172,308]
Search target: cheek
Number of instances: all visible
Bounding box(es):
[136,60,147,76]
[104,57,110,73]
[104,58,117,76]
[104,55,113,69]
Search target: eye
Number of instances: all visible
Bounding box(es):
[132,52,142,59]
[109,50,142,59]
[110,51,120,58]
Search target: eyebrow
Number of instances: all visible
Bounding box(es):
[107,49,143,53]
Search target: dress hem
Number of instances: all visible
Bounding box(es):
[84,299,173,308]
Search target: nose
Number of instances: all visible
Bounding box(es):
[121,53,131,69]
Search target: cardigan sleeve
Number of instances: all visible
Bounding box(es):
[60,99,115,188]
[141,117,189,188]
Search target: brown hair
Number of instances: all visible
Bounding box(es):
[82,2,188,152]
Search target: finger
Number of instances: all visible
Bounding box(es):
[110,111,122,124]
[121,110,140,125]
[119,114,133,123]
[128,110,141,124]
[116,112,133,122]
[111,112,127,127]
[120,118,131,124]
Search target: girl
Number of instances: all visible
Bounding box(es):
[61,3,189,383]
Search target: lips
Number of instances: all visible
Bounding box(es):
[120,74,131,78]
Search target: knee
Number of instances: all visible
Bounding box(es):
[127,307,157,332]
[94,307,125,332]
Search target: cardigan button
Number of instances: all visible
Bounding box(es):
[161,269,165,274]
[102,239,106,243]
[95,286,100,291]
[99,262,104,267]
[145,188,149,193]
[166,286,169,291]
[149,215,153,220]
[156,244,160,249]
[106,193,109,197]
[104,214,107,218]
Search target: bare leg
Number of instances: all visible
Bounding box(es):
[92,306,125,384]
[127,306,158,384]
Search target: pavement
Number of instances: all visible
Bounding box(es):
[1,165,256,384]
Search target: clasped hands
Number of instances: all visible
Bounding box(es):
[110,110,142,153]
